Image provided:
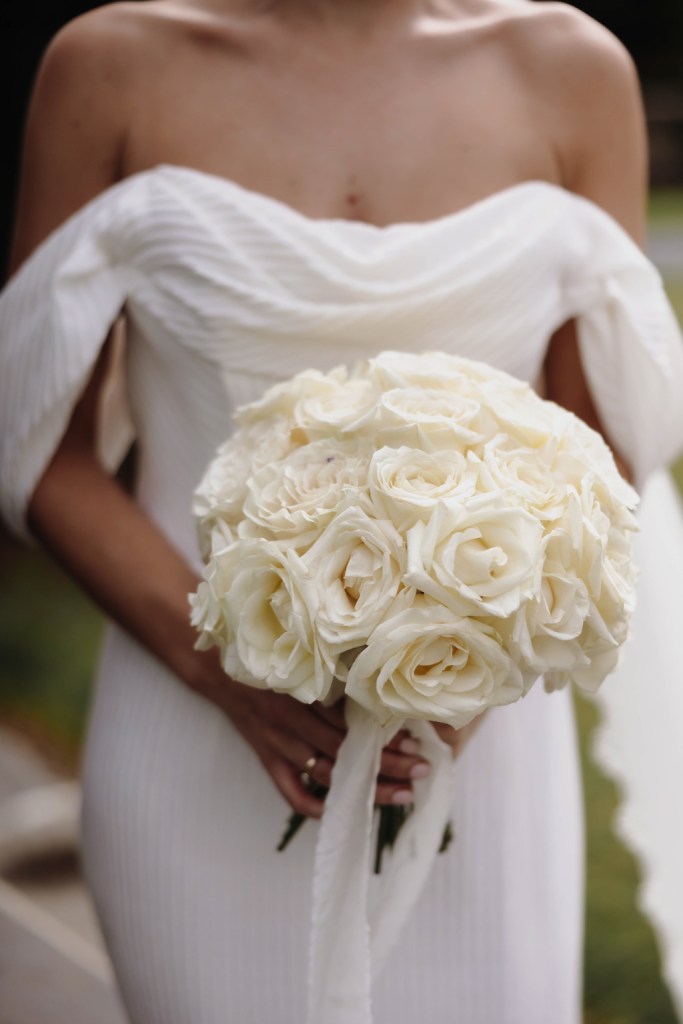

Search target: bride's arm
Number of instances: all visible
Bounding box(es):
[10,14,427,816]
[542,19,647,480]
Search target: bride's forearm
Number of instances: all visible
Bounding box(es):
[27,448,207,690]
[543,317,634,483]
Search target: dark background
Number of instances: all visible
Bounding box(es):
[2,0,683,271]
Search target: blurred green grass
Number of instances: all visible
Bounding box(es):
[650,188,683,491]
[0,540,103,768]
[649,190,683,226]
[1,190,682,1021]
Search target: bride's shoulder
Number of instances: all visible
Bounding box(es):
[11,1,225,269]
[499,2,644,210]
[33,1,218,88]
[500,1,640,101]
[43,0,249,63]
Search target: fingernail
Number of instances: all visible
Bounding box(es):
[399,738,421,754]
[410,762,431,779]
[392,790,414,806]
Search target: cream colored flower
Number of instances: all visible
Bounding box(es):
[523,488,637,689]
[507,525,591,675]
[240,438,370,546]
[193,417,297,558]
[362,350,522,397]
[544,626,623,693]
[360,350,474,392]
[479,434,569,523]
[211,539,336,703]
[553,412,639,511]
[406,498,544,618]
[484,389,563,448]
[362,387,497,450]
[234,367,348,426]
[302,504,406,650]
[345,596,524,727]
[189,545,240,652]
[367,446,482,530]
[193,442,253,559]
[293,378,379,438]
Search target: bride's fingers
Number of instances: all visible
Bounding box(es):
[374,779,414,807]
[305,756,333,788]
[312,706,422,761]
[378,746,431,782]
[311,698,347,730]
[263,725,322,778]
[268,756,326,819]
[290,706,347,761]
[269,754,413,815]
[300,709,428,781]
[385,730,422,755]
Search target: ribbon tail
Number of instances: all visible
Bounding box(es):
[370,720,456,977]
[306,702,401,1024]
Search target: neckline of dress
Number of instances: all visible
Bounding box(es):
[153,162,574,235]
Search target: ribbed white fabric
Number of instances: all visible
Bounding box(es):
[1,165,683,1023]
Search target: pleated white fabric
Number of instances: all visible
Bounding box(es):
[1,164,683,1022]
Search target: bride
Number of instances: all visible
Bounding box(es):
[2,0,683,1021]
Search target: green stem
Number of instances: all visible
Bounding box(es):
[277,788,455,867]
[276,781,328,852]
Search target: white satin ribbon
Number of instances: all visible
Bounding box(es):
[306,701,455,1024]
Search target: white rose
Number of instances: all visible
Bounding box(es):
[361,351,475,391]
[193,442,253,558]
[585,548,637,652]
[483,388,563,448]
[553,413,639,511]
[362,351,522,397]
[362,353,542,441]
[532,489,637,690]
[345,596,524,728]
[479,433,570,523]
[293,378,380,438]
[193,417,298,558]
[544,625,623,693]
[405,498,544,618]
[212,539,336,703]
[235,367,348,426]
[558,483,637,611]
[240,416,301,471]
[189,549,236,652]
[507,525,591,675]
[240,438,371,547]
[302,504,406,651]
[367,445,482,530]
[363,387,498,450]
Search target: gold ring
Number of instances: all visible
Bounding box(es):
[301,757,319,786]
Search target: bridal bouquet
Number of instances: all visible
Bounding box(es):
[189,350,638,1023]
[191,349,637,713]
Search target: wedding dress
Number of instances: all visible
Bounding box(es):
[1,165,683,1024]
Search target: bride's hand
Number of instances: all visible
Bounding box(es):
[191,654,432,819]
[432,715,485,761]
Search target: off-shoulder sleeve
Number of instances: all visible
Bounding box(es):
[563,198,683,488]
[0,184,139,541]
